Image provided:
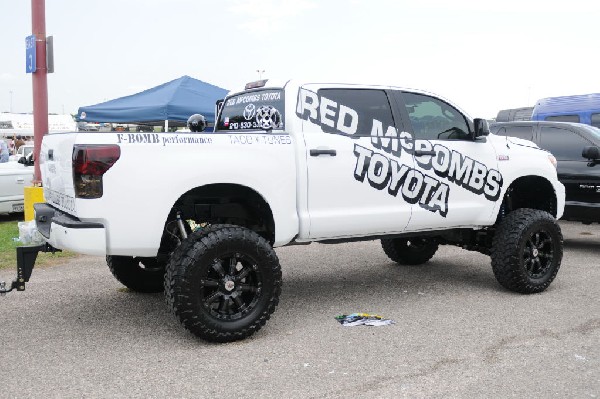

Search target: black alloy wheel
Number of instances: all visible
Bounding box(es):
[522,230,554,279]
[200,252,263,321]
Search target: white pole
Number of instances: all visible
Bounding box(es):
[164,119,168,132]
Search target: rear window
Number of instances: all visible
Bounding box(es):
[216,89,285,132]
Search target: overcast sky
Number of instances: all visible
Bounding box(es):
[1,0,598,119]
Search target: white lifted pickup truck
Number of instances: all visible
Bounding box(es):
[4,79,565,342]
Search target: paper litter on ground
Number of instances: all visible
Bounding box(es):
[335,313,395,327]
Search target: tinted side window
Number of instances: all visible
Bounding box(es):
[545,115,580,123]
[316,89,395,137]
[496,125,535,141]
[401,92,470,140]
[539,127,592,160]
[591,113,600,128]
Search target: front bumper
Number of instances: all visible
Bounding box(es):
[555,182,566,220]
[34,203,107,256]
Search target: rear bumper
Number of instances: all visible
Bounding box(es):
[0,197,25,214]
[34,203,107,256]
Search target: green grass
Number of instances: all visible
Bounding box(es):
[0,214,77,270]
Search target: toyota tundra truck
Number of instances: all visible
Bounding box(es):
[2,79,566,342]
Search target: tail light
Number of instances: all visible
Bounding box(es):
[72,145,121,198]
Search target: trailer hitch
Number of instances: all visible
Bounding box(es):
[0,243,59,295]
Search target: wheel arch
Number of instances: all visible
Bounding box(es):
[497,175,558,219]
[164,183,276,244]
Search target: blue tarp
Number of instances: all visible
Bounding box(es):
[77,75,228,126]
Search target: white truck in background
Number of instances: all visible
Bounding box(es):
[3,79,565,342]
[0,157,34,215]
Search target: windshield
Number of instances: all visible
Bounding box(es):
[216,89,285,132]
[580,124,600,140]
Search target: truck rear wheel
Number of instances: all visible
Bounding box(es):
[381,237,439,265]
[491,208,563,294]
[106,256,165,293]
[164,225,282,342]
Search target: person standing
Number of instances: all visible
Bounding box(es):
[0,140,10,163]
[14,135,25,152]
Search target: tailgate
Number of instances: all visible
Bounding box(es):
[40,133,79,215]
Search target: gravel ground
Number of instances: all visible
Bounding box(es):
[0,221,598,398]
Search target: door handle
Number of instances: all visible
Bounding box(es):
[16,178,25,184]
[414,150,436,156]
[310,149,337,156]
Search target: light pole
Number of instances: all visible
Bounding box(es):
[31,0,49,184]
[9,91,12,112]
[256,69,265,79]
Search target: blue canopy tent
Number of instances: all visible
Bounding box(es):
[77,75,228,129]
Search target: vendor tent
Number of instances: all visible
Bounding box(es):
[77,75,228,128]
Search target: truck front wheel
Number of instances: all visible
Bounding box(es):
[106,256,165,293]
[164,225,282,342]
[381,237,439,265]
[491,208,563,294]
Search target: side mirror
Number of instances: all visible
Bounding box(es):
[473,118,490,138]
[582,145,600,160]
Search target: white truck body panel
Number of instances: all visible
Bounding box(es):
[488,134,565,220]
[41,131,298,255]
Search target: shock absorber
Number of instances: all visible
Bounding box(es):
[176,211,188,240]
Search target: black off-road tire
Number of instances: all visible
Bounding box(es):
[164,225,282,342]
[381,237,439,265]
[491,208,563,294]
[106,256,165,293]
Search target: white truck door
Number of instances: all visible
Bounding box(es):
[392,91,502,230]
[297,85,415,239]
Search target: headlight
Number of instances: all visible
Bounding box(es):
[548,154,557,168]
